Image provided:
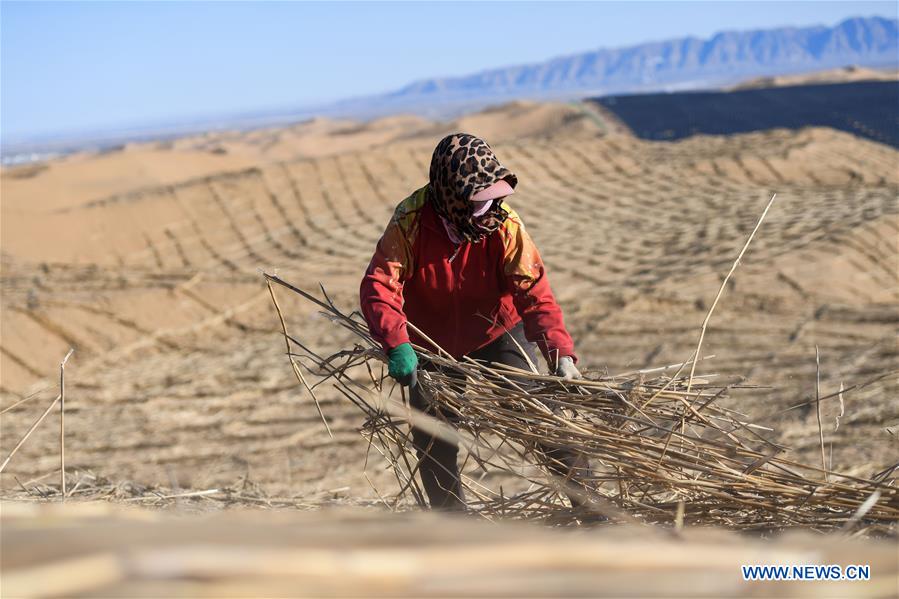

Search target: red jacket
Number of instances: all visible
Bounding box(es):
[360,186,576,364]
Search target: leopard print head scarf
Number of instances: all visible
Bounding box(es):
[428,133,518,243]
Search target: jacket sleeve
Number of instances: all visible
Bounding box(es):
[360,217,414,352]
[500,213,577,367]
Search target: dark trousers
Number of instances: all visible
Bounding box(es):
[409,322,591,511]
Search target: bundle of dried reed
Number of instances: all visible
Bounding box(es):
[263,273,898,534]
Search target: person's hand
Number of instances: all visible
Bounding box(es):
[555,356,582,380]
[388,343,418,386]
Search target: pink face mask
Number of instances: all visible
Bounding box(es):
[471,199,493,217]
[440,198,497,245]
[440,179,517,245]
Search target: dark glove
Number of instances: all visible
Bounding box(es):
[388,342,418,386]
[555,356,582,380]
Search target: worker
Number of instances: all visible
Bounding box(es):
[360,133,587,511]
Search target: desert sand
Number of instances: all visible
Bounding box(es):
[1,98,897,511]
[2,93,898,597]
[4,501,898,597]
[731,64,899,90]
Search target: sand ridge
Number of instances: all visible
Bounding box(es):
[1,101,896,500]
[731,65,899,90]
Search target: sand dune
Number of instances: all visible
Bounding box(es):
[1,102,599,217]
[731,64,899,90]
[1,99,896,505]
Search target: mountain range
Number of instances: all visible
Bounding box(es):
[331,16,898,118]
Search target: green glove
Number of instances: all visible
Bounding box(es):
[388,343,418,386]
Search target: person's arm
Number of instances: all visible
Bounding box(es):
[360,217,414,353]
[499,210,578,371]
[362,190,429,384]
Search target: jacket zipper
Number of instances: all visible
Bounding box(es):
[450,242,466,356]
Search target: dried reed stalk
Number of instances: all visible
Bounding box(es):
[0,394,61,474]
[815,345,827,483]
[60,348,74,498]
[686,193,776,392]
[263,273,899,533]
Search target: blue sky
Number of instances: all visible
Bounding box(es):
[2,1,896,142]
